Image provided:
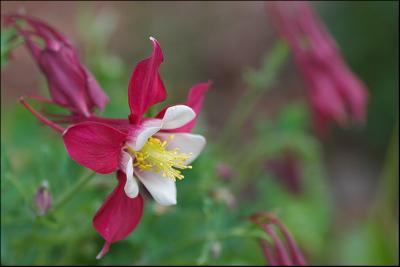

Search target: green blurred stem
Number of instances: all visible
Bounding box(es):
[52,171,96,212]
[216,40,289,153]
[372,120,399,220]
[232,140,269,192]
[5,172,30,205]
[367,120,399,261]
[148,227,266,262]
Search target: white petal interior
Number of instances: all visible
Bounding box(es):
[136,170,177,206]
[161,105,195,130]
[128,119,162,151]
[119,150,131,171]
[156,133,206,164]
[124,156,139,198]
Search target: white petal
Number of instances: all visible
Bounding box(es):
[124,156,139,198]
[127,119,162,151]
[119,150,131,171]
[161,105,195,130]
[136,170,177,206]
[157,133,206,164]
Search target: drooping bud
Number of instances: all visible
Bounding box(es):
[5,14,108,117]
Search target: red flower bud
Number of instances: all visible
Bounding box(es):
[34,181,52,215]
[265,152,302,195]
[216,163,234,181]
[5,14,108,117]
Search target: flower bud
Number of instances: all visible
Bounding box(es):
[215,163,234,181]
[35,181,52,215]
[211,187,236,209]
[265,152,302,195]
[210,241,222,259]
[5,14,108,117]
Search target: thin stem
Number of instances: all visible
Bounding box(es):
[25,95,57,105]
[216,40,289,153]
[4,172,30,205]
[371,120,399,220]
[52,171,96,212]
[145,227,266,263]
[217,88,263,151]
[20,97,65,133]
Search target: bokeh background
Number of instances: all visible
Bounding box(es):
[1,1,398,265]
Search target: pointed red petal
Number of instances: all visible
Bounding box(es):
[63,122,127,174]
[156,81,211,133]
[128,37,166,124]
[93,171,144,259]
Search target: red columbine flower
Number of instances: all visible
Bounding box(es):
[266,1,368,135]
[62,37,211,258]
[250,212,307,266]
[5,14,108,117]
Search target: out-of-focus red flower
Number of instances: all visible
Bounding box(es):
[266,1,368,135]
[250,212,307,266]
[265,152,302,195]
[5,14,108,117]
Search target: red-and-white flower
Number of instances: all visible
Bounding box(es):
[62,37,211,258]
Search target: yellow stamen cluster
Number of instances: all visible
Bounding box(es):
[125,135,192,181]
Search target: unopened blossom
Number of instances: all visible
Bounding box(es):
[266,1,368,135]
[216,163,234,181]
[5,14,108,117]
[265,152,302,195]
[250,212,307,266]
[34,181,52,215]
[62,37,211,258]
[212,187,236,209]
[210,241,222,259]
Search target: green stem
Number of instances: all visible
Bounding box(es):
[216,88,263,151]
[372,120,399,220]
[8,39,24,50]
[216,40,289,153]
[146,227,266,263]
[4,172,30,205]
[52,171,96,211]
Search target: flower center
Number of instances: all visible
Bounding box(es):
[125,135,192,181]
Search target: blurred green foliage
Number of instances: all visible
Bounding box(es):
[1,27,22,69]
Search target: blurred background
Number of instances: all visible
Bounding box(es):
[1,1,398,265]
